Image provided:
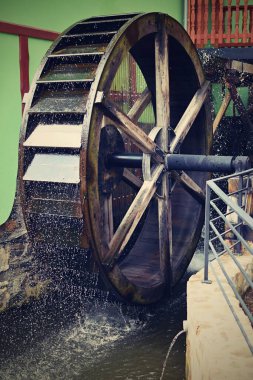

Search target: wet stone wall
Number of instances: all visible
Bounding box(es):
[0,196,51,313]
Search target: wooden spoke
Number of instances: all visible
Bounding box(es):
[170,81,210,153]
[103,164,164,267]
[226,81,253,135]
[213,91,231,133]
[127,87,152,122]
[96,92,163,163]
[122,168,143,190]
[155,14,172,284]
[102,194,114,249]
[171,170,205,203]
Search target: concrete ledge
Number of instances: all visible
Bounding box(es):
[186,253,253,380]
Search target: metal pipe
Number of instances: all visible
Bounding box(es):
[165,154,250,172]
[107,153,143,168]
[108,153,251,173]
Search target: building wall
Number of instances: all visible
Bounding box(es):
[0,0,184,225]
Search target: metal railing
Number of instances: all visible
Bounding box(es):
[203,168,253,353]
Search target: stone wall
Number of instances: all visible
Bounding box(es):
[0,196,50,313]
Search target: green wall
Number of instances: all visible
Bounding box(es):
[0,0,184,224]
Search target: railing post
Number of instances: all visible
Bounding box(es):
[203,0,209,46]
[227,0,232,45]
[211,0,217,46]
[190,0,196,43]
[218,0,223,46]
[235,0,240,44]
[237,173,243,253]
[203,182,212,284]
[243,0,249,44]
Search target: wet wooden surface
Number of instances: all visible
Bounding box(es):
[24,124,82,148]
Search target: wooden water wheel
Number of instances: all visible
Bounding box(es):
[19,12,212,304]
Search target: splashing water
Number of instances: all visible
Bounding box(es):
[159,330,186,380]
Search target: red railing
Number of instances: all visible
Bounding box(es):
[188,0,253,48]
[0,21,59,112]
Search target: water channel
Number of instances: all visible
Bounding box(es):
[0,248,204,380]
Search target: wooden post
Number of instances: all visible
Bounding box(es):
[19,35,29,114]
[243,0,249,44]
[218,0,223,46]
[250,7,253,44]
[211,0,217,45]
[213,92,231,134]
[203,0,209,46]
[187,0,191,35]
[155,14,172,286]
[227,0,232,45]
[235,0,240,44]
[190,0,196,43]
[196,0,202,47]
[129,55,137,108]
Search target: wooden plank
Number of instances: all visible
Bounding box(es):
[28,197,82,218]
[155,14,171,285]
[230,60,253,75]
[23,154,80,183]
[96,93,163,162]
[172,170,205,203]
[30,90,89,113]
[102,194,114,249]
[170,81,210,153]
[122,168,143,190]
[127,87,151,123]
[213,91,231,133]
[24,124,82,148]
[104,164,164,267]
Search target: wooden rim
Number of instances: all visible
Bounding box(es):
[84,13,212,303]
[19,12,212,304]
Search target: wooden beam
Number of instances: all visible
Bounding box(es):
[226,81,253,142]
[170,81,210,153]
[127,87,152,123]
[96,93,163,163]
[104,164,164,267]
[213,92,231,133]
[155,14,172,285]
[172,170,205,203]
[0,21,59,41]
[122,168,143,190]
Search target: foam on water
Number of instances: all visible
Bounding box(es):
[0,300,145,380]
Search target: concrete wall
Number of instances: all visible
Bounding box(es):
[186,252,253,380]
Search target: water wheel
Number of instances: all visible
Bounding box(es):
[19,12,212,304]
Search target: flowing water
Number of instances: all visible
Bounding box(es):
[0,250,205,380]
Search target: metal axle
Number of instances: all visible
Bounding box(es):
[108,153,251,173]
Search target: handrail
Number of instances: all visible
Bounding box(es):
[188,0,253,48]
[203,168,253,354]
[0,21,59,111]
